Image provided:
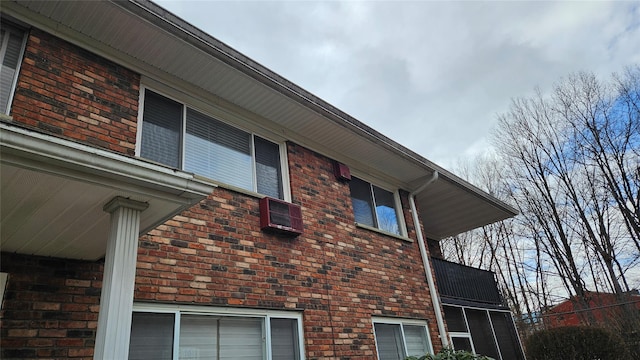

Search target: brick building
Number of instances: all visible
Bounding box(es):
[0,1,522,359]
[543,291,640,328]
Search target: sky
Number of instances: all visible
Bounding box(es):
[155,0,640,170]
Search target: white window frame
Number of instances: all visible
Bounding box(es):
[372,317,433,360]
[349,173,408,238]
[0,20,28,115]
[131,303,305,360]
[135,79,292,202]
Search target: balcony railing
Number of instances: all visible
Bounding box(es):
[432,257,503,305]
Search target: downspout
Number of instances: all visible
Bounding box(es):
[409,171,450,349]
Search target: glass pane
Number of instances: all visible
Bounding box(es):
[129,312,174,360]
[179,315,218,360]
[255,136,283,199]
[443,306,468,332]
[490,311,525,360]
[373,185,400,235]
[465,309,500,359]
[350,177,375,227]
[0,25,24,114]
[219,317,263,359]
[270,318,299,360]
[185,109,252,190]
[451,337,473,353]
[141,90,182,168]
[403,325,429,358]
[374,323,404,360]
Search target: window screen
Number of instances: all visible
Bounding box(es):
[0,23,26,114]
[443,306,468,332]
[255,137,283,199]
[185,108,253,191]
[403,325,429,358]
[374,323,405,360]
[490,311,525,360]
[179,315,219,359]
[129,312,175,360]
[451,337,473,353]
[446,305,526,360]
[141,90,182,168]
[466,309,499,359]
[270,318,299,360]
[219,317,263,359]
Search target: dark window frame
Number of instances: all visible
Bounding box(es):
[138,87,287,200]
[349,176,405,236]
[0,20,28,115]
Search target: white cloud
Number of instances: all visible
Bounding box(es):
[156,0,639,169]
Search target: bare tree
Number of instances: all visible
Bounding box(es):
[442,67,640,345]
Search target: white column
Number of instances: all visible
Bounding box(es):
[94,197,148,360]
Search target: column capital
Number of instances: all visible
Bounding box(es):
[103,196,149,213]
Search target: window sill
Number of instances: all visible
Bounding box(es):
[192,174,292,203]
[132,159,290,202]
[355,223,413,242]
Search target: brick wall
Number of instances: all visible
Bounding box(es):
[0,253,103,360]
[9,28,140,156]
[2,27,442,360]
[136,142,442,359]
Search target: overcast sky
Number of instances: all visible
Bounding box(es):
[156,0,639,170]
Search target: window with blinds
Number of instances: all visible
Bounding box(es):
[349,177,402,235]
[140,88,285,199]
[373,319,432,360]
[129,309,302,360]
[0,21,27,115]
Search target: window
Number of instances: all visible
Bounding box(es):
[0,21,27,114]
[349,176,403,235]
[443,305,526,360]
[0,272,8,310]
[372,318,432,360]
[129,306,303,360]
[139,88,285,199]
[465,309,499,358]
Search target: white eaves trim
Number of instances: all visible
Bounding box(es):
[0,121,216,200]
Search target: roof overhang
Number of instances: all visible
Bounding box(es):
[0,121,215,260]
[2,0,517,239]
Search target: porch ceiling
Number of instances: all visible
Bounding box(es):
[0,123,215,260]
[2,0,517,240]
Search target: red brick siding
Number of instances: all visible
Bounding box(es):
[2,27,444,360]
[9,28,140,156]
[136,142,442,359]
[0,253,102,360]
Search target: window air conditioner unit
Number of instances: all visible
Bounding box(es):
[259,197,303,236]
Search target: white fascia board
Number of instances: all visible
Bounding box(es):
[0,122,216,200]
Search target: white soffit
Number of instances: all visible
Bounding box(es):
[0,123,214,260]
[3,0,517,239]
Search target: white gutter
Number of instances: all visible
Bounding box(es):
[0,122,214,198]
[409,171,449,349]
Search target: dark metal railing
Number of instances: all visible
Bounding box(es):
[432,257,503,304]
